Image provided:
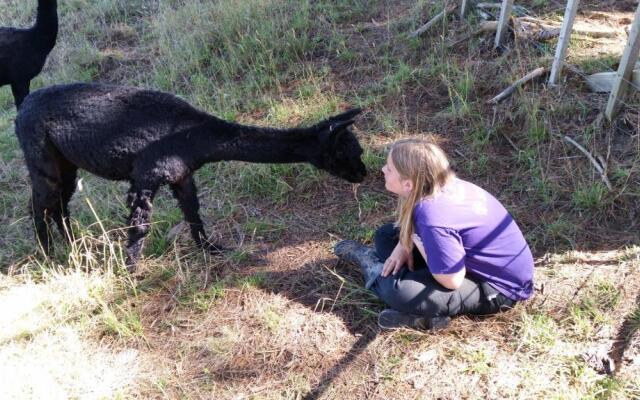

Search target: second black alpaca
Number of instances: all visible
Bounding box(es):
[0,0,58,109]
[16,83,367,270]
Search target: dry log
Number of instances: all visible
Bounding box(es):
[409,3,458,38]
[487,67,548,104]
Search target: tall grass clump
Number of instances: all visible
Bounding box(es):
[150,0,314,114]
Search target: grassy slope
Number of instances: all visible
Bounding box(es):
[0,0,639,398]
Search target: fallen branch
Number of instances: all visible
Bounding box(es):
[445,15,612,47]
[563,135,612,191]
[409,3,458,38]
[532,28,561,41]
[499,130,521,152]
[487,67,548,104]
[448,21,498,47]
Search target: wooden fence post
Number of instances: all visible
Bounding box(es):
[548,0,581,85]
[460,0,469,18]
[605,2,640,121]
[494,0,514,49]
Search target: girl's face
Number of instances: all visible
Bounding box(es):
[382,153,413,198]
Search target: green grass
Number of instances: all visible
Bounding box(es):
[146,208,184,257]
[243,217,287,241]
[544,214,578,248]
[575,54,619,75]
[515,312,560,355]
[151,0,315,114]
[362,146,387,172]
[569,281,622,339]
[235,272,267,290]
[333,210,375,243]
[572,183,610,211]
[359,191,388,214]
[100,302,144,340]
[177,278,227,312]
[627,305,640,339]
[442,63,475,118]
[462,349,491,375]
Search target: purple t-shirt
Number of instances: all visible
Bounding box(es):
[413,177,534,301]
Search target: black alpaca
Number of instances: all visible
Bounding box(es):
[16,83,367,270]
[0,0,58,109]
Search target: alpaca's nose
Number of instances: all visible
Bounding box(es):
[350,170,366,183]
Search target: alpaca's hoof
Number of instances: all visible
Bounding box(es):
[125,260,137,274]
[202,241,225,254]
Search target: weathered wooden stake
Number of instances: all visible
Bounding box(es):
[549,0,581,85]
[460,0,469,18]
[605,2,640,121]
[494,0,514,49]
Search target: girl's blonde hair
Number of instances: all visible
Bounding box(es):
[391,137,454,249]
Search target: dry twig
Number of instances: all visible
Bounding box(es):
[563,135,613,191]
[409,3,458,38]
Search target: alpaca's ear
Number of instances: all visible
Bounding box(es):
[329,119,355,133]
[330,108,362,122]
[314,108,362,130]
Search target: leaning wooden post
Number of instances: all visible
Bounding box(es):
[548,0,581,85]
[606,2,640,121]
[494,0,514,49]
[460,0,469,18]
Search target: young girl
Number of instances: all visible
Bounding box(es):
[335,137,534,330]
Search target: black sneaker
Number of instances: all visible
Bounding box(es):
[377,309,450,331]
[334,240,383,289]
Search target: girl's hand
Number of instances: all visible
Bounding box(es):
[381,242,414,277]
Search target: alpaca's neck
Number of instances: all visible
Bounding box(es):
[195,119,318,166]
[34,0,58,41]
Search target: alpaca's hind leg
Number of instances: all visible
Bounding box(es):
[51,167,78,244]
[23,142,65,256]
[124,185,158,271]
[170,176,222,253]
[11,81,30,109]
[29,177,62,256]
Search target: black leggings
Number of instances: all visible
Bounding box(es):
[370,224,515,319]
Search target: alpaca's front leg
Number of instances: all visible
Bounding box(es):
[170,176,223,253]
[125,187,156,271]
